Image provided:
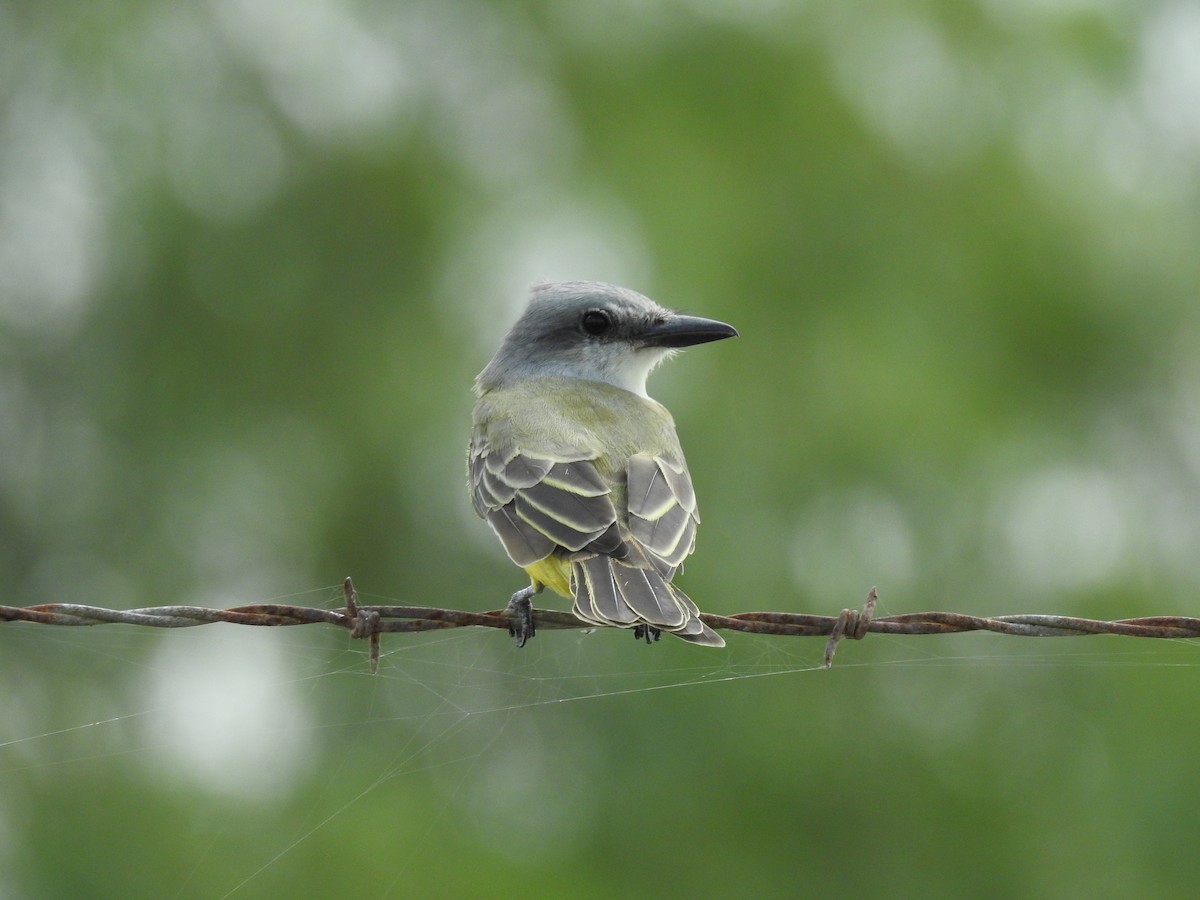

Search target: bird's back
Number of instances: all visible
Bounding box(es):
[471,375,688,508]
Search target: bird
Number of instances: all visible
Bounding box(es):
[468,281,737,647]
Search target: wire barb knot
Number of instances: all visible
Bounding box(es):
[343,577,381,674]
[823,588,878,669]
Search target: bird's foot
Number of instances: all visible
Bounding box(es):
[505,586,537,648]
[632,624,661,644]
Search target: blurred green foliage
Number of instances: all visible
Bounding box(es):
[3,1,1200,896]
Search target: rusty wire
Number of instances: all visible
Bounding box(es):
[2,578,1198,673]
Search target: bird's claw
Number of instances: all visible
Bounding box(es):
[506,586,536,648]
[632,624,661,644]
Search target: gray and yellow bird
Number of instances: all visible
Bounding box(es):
[469,281,737,647]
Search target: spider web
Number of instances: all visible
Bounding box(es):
[1,585,1197,896]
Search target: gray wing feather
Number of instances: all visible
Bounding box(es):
[487,505,556,565]
[520,479,615,534]
[480,468,516,507]
[513,492,609,552]
[656,457,697,519]
[502,454,554,488]
[470,427,620,566]
[637,503,693,563]
[470,452,490,517]
[627,454,701,572]
[629,455,698,518]
[627,460,677,519]
[542,461,609,497]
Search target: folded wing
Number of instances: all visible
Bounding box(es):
[470,431,625,566]
[626,453,699,577]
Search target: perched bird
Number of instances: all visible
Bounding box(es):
[469,281,737,647]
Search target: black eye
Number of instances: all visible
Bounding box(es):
[580,309,611,336]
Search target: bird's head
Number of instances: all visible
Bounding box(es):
[475,281,738,397]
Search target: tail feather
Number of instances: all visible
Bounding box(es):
[571,551,725,648]
[672,623,725,646]
[574,554,639,626]
[610,562,686,628]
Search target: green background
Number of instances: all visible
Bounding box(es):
[3,2,1200,897]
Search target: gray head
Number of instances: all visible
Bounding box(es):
[475,281,737,398]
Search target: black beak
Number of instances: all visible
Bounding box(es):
[641,314,739,349]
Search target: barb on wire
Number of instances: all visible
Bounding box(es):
[2,578,1198,672]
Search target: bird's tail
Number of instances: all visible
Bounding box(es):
[570,549,725,648]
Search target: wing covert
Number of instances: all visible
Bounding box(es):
[626,454,700,573]
[470,428,624,566]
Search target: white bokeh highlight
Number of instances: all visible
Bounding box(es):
[144,622,314,800]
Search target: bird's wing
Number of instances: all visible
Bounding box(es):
[625,453,699,577]
[470,429,626,566]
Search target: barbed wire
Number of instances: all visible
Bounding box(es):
[2,579,1197,673]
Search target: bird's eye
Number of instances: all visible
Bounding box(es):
[580,309,611,336]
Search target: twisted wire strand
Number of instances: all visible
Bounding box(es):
[3,579,1197,672]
